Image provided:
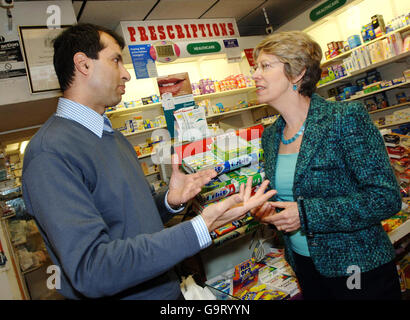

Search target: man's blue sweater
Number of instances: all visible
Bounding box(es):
[22,115,201,299]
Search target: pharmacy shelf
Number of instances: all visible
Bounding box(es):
[369,102,410,114]
[317,50,410,89]
[144,170,160,177]
[122,125,167,138]
[345,80,410,101]
[106,102,162,118]
[389,219,410,244]
[106,87,257,118]
[138,152,156,159]
[376,119,410,129]
[193,86,256,100]
[320,24,410,68]
[119,104,266,137]
[206,104,267,120]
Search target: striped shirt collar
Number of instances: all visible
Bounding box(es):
[55,98,113,138]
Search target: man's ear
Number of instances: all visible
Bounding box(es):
[73,52,91,75]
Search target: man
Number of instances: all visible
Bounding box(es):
[22,24,275,300]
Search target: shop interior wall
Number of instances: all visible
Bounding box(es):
[0,1,77,106]
[305,0,410,59]
[0,0,76,300]
[120,35,264,106]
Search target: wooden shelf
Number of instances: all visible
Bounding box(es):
[320,24,410,68]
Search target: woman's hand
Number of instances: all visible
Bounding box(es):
[201,177,277,231]
[252,201,301,233]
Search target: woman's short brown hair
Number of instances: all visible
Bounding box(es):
[254,31,323,97]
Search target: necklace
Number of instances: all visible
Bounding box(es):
[281,121,306,145]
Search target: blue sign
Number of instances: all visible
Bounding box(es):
[128,44,158,79]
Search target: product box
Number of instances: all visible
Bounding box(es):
[361,23,376,42]
[348,35,362,49]
[403,69,410,81]
[265,273,300,297]
[232,258,260,296]
[366,70,382,84]
[371,14,386,38]
[213,135,251,161]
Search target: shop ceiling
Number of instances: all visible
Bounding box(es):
[70,0,322,36]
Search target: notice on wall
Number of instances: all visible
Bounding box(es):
[128,44,158,79]
[223,39,241,63]
[244,48,255,68]
[0,40,27,79]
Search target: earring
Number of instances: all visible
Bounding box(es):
[293,84,298,91]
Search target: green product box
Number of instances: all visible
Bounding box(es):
[213,135,251,161]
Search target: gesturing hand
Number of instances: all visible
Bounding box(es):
[252,201,301,233]
[201,177,277,231]
[167,153,217,208]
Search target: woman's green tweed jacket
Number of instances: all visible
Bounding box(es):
[262,93,402,277]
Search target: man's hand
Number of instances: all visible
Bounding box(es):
[167,153,217,208]
[201,177,277,231]
[252,201,301,233]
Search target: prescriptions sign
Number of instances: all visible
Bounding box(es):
[120,18,240,62]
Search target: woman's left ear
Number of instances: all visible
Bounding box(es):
[293,68,306,86]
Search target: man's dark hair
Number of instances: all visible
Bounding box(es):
[53,23,125,91]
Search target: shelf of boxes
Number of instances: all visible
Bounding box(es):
[193,86,256,100]
[106,86,257,119]
[376,119,410,129]
[119,104,267,138]
[121,125,167,137]
[389,219,410,244]
[343,79,410,102]
[320,24,410,69]
[206,104,267,120]
[318,50,410,89]
[369,102,410,114]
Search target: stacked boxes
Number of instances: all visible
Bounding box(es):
[206,249,301,300]
[181,130,266,245]
[191,74,254,96]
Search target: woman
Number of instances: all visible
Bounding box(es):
[250,31,402,300]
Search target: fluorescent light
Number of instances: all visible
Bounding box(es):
[20,141,29,154]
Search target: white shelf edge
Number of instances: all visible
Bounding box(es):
[376,120,410,129]
[389,219,410,244]
[118,104,267,137]
[106,87,257,118]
